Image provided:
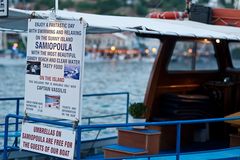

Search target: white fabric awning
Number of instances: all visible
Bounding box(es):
[1,8,240,40]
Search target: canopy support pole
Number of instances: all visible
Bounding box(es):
[55,0,59,15]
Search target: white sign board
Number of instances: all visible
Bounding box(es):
[24,19,85,121]
[20,122,76,160]
[0,0,8,17]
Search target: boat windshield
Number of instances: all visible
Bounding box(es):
[168,40,218,71]
[229,42,240,68]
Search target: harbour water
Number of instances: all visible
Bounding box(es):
[0,56,220,143]
[0,61,153,143]
[0,61,153,122]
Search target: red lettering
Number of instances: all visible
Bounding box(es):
[59,149,70,157]
[64,141,72,148]
[30,143,44,151]
[54,139,64,146]
[50,147,58,154]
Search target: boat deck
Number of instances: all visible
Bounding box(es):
[86,147,240,159]
[2,94,240,160]
[150,147,240,160]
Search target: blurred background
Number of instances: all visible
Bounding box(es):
[9,0,240,17]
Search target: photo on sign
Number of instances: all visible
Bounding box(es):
[26,61,41,75]
[64,64,80,80]
[45,95,60,109]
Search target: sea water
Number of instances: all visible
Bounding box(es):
[0,61,153,142]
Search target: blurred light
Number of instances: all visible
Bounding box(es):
[126,0,133,5]
[111,46,116,51]
[145,49,150,54]
[151,47,157,54]
[216,39,220,43]
[12,43,18,50]
[204,39,210,43]
[188,48,193,54]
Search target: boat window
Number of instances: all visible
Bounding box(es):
[86,33,160,61]
[168,40,218,71]
[229,42,240,68]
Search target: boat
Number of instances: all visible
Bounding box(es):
[0,49,26,66]
[0,57,25,66]
[1,2,240,160]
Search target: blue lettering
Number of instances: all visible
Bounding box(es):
[35,41,72,51]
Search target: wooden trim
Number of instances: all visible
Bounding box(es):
[158,84,200,89]
[144,37,176,120]
[118,128,161,136]
[104,148,147,154]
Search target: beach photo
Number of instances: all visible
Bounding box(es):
[26,61,41,75]
[64,64,80,80]
[45,94,60,109]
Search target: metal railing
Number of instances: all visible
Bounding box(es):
[0,97,23,148]
[2,92,239,160]
[82,92,130,125]
[77,116,240,160]
[0,91,129,126]
[3,114,240,160]
[0,92,129,152]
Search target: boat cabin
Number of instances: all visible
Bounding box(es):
[145,35,239,119]
[143,33,240,149]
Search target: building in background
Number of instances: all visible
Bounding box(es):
[85,32,159,61]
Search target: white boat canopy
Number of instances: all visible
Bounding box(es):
[1,8,240,40]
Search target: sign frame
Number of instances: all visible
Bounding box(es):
[24,18,86,122]
[0,0,8,17]
[20,122,76,160]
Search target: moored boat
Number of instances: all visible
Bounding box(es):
[1,3,240,160]
[0,57,25,66]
